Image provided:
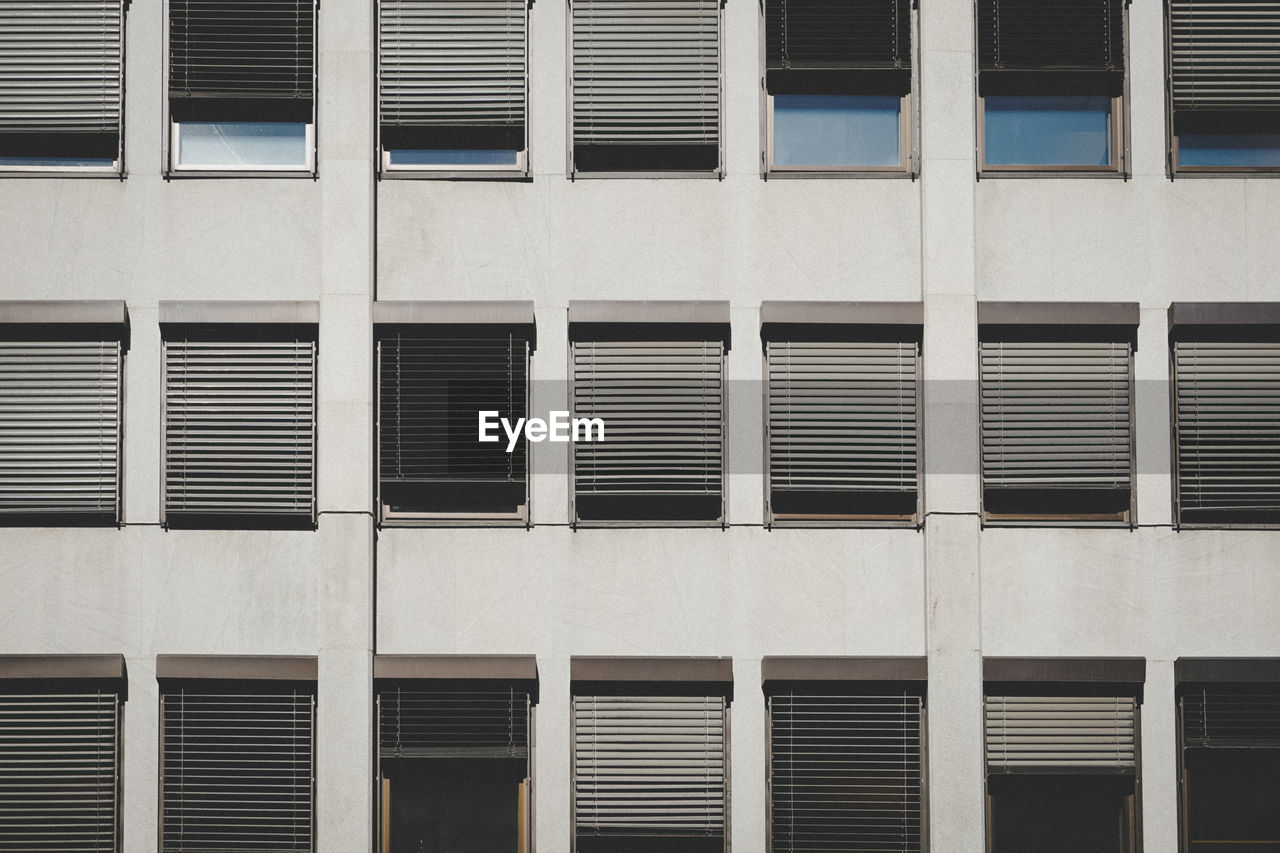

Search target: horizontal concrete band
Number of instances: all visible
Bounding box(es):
[159,301,319,325]
[1169,302,1280,327]
[373,300,535,328]
[761,656,928,685]
[1176,657,1280,683]
[760,301,924,328]
[374,654,536,682]
[0,300,127,326]
[984,657,1146,684]
[978,301,1141,327]
[0,654,125,681]
[156,654,318,681]
[571,656,733,685]
[569,300,730,327]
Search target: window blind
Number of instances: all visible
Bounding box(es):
[977,0,1125,96]
[574,694,726,838]
[169,0,315,121]
[571,0,720,170]
[764,0,911,95]
[985,695,1136,773]
[766,340,918,521]
[379,0,526,150]
[0,0,123,158]
[0,689,119,853]
[1169,0,1280,133]
[0,340,121,520]
[163,336,316,524]
[1183,685,1280,747]
[1173,341,1280,525]
[378,685,530,759]
[769,691,923,853]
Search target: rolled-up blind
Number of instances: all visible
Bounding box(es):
[0,0,123,158]
[379,0,526,150]
[161,686,314,853]
[378,686,530,758]
[163,336,316,522]
[574,694,726,837]
[985,695,1136,773]
[0,341,121,520]
[1183,685,1280,747]
[1169,0,1280,133]
[769,691,922,853]
[764,0,911,94]
[1173,341,1280,525]
[0,689,119,853]
[977,0,1124,95]
[169,0,315,120]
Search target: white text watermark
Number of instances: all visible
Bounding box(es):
[478,411,605,452]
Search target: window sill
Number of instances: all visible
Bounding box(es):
[572,519,726,529]
[767,517,921,529]
[764,169,916,180]
[981,516,1133,529]
[978,167,1127,180]
[164,168,317,180]
[1171,167,1280,178]
[379,517,530,529]
[570,169,722,180]
[0,169,124,179]
[379,168,531,181]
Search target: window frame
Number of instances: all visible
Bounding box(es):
[168,120,316,175]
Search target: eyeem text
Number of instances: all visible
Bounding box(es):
[478,410,605,453]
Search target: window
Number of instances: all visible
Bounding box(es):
[984,658,1144,853]
[1177,658,1280,853]
[1170,303,1280,528]
[571,657,731,853]
[374,301,535,525]
[158,655,316,853]
[0,654,125,853]
[160,301,318,528]
[762,302,921,526]
[379,0,527,175]
[568,301,730,526]
[763,0,913,173]
[167,0,316,173]
[0,301,126,525]
[375,655,536,853]
[570,0,720,175]
[763,657,926,853]
[0,0,123,173]
[1168,0,1280,172]
[978,302,1137,525]
[977,0,1126,172]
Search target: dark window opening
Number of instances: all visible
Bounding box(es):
[383,757,528,853]
[1184,749,1280,852]
[988,774,1136,853]
[577,838,723,853]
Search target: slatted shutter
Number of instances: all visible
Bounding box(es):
[571,339,725,523]
[769,691,922,853]
[0,0,123,158]
[764,0,911,95]
[977,0,1125,95]
[1183,685,1280,747]
[574,694,726,838]
[1169,0,1280,133]
[378,686,531,758]
[169,0,316,121]
[766,340,918,522]
[985,695,1137,773]
[0,340,121,520]
[980,339,1133,519]
[379,0,526,150]
[571,0,720,171]
[0,689,119,853]
[163,335,316,524]
[1173,340,1280,526]
[161,685,315,853]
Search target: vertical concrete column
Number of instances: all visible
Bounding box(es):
[1135,309,1173,527]
[729,656,767,853]
[919,0,985,849]
[316,0,375,849]
[1140,659,1178,853]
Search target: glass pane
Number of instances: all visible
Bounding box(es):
[984,96,1112,167]
[0,157,115,168]
[386,757,524,853]
[388,149,520,167]
[177,122,308,167]
[773,95,901,168]
[1178,134,1280,167]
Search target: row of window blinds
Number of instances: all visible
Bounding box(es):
[976,0,1125,96]
[161,687,314,853]
[163,337,316,522]
[764,0,911,95]
[572,339,724,498]
[1182,685,1280,746]
[0,0,123,158]
[769,691,923,853]
[0,690,119,853]
[1169,0,1280,132]
[377,334,529,487]
[378,0,526,150]
[168,0,315,120]
[766,340,919,502]
[574,694,726,837]
[1173,341,1280,524]
[985,695,1137,773]
[0,341,121,520]
[377,686,531,758]
[979,341,1133,491]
